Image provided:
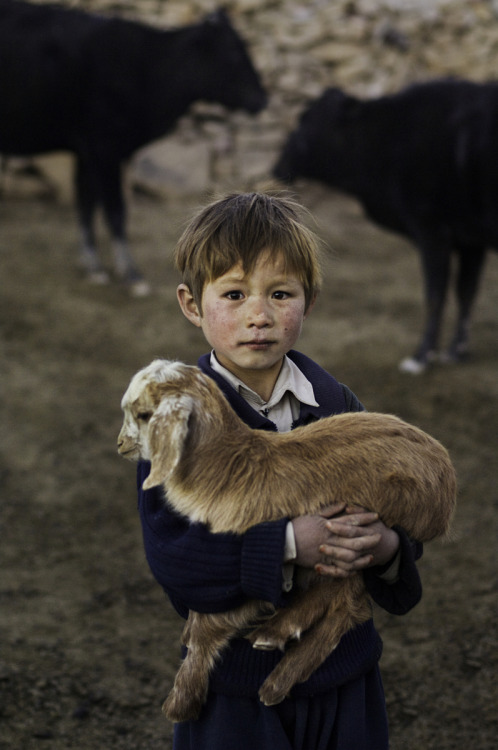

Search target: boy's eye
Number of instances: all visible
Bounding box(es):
[272,290,290,300]
[224,290,244,300]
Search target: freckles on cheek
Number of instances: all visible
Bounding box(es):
[204,304,236,340]
[211,307,232,327]
[282,309,304,337]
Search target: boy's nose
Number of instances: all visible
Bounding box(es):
[247,297,272,326]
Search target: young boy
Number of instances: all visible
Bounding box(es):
[137,191,422,749]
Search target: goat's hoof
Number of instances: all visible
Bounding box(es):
[248,627,283,651]
[251,632,299,651]
[249,623,301,652]
[258,683,288,707]
[162,693,202,723]
[251,637,280,651]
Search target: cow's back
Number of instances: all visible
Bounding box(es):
[316,80,498,243]
[374,80,498,242]
[0,0,154,155]
[0,1,105,152]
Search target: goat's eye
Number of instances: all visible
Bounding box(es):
[137,411,152,422]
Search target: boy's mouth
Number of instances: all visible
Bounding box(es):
[242,339,275,349]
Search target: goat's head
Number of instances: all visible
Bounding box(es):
[117,359,225,490]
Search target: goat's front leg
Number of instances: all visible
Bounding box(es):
[163,600,274,722]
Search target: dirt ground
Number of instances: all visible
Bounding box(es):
[1,181,497,750]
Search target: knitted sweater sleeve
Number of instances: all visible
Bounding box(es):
[137,461,289,619]
[363,527,423,614]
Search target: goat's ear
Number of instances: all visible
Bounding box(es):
[142,394,193,490]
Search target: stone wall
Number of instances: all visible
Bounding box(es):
[8,0,498,197]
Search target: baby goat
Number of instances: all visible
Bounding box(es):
[118,359,456,722]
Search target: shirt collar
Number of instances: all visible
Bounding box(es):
[209,352,318,410]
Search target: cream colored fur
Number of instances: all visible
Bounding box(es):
[118,359,456,722]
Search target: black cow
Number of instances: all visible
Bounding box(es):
[0,0,267,294]
[274,79,498,372]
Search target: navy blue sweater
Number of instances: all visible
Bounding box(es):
[137,350,422,697]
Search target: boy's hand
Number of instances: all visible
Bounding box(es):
[318,506,400,577]
[291,504,346,568]
[292,504,400,578]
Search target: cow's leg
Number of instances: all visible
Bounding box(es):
[444,245,487,362]
[98,159,150,296]
[74,157,109,284]
[400,245,452,373]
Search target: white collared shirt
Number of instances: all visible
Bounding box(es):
[210,352,318,433]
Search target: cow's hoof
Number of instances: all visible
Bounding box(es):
[129,279,151,297]
[398,357,428,374]
[440,348,469,364]
[87,269,110,285]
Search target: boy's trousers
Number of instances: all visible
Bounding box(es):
[173,664,389,750]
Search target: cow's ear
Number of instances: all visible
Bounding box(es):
[204,8,228,26]
[324,88,360,120]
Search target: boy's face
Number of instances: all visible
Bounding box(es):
[177,250,314,399]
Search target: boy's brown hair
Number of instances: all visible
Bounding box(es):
[174,191,323,311]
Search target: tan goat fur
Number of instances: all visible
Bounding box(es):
[118,359,456,722]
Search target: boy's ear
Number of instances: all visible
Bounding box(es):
[304,293,318,319]
[177,284,202,327]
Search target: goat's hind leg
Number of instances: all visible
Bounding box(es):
[257,578,371,707]
[258,612,342,706]
[163,600,273,722]
[162,611,224,722]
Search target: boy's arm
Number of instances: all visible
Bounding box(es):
[363,527,423,615]
[137,461,289,618]
[296,509,423,615]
